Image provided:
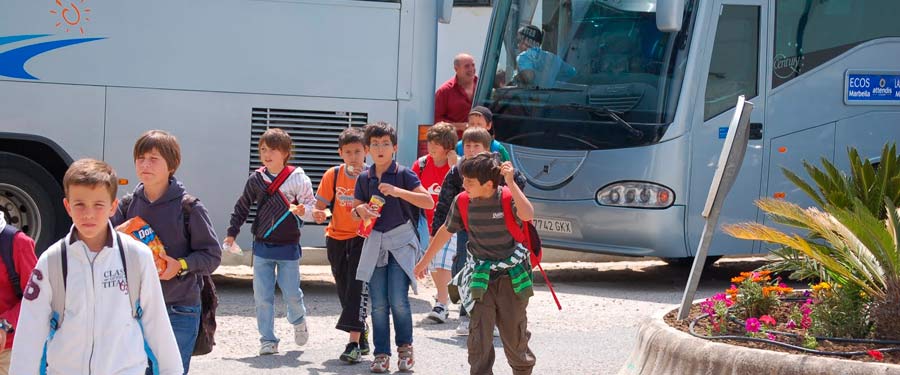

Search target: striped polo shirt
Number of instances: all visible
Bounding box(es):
[446,188,521,260]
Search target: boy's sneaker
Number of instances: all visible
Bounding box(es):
[294,321,309,346]
[359,329,371,355]
[370,354,390,373]
[259,341,278,355]
[426,302,449,323]
[340,342,361,363]
[455,317,470,336]
[397,345,414,372]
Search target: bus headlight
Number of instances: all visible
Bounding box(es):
[596,182,674,208]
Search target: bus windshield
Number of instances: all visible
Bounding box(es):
[477,0,695,150]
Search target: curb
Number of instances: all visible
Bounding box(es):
[618,305,900,375]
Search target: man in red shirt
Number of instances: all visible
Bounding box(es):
[434,53,478,133]
[0,212,37,375]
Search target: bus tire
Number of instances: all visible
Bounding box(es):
[0,152,68,255]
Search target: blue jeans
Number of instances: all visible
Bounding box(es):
[153,304,200,375]
[369,253,413,356]
[253,255,307,344]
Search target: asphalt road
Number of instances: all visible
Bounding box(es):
[189,257,770,375]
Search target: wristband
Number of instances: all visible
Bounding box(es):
[178,258,189,272]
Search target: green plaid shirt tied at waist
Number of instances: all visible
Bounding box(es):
[449,244,533,314]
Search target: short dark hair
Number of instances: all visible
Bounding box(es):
[63,158,118,200]
[364,121,397,146]
[133,130,181,178]
[461,127,492,149]
[459,152,501,188]
[260,128,293,164]
[427,122,458,151]
[338,127,365,148]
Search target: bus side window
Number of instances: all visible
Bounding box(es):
[703,5,760,121]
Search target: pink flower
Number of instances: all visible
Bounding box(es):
[745,318,761,333]
[767,333,777,341]
[786,320,797,329]
[868,350,884,361]
[759,315,777,327]
[801,316,812,329]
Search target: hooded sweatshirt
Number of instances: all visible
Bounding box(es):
[226,166,316,245]
[111,177,221,307]
[0,212,37,350]
[10,224,183,375]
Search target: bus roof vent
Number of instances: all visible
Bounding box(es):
[246,107,368,223]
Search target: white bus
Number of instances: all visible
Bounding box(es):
[477,0,900,262]
[0,0,450,254]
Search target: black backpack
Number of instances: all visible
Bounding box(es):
[0,225,23,299]
[120,194,218,356]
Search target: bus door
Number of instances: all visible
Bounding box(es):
[686,0,768,256]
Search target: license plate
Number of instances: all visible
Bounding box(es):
[532,217,573,234]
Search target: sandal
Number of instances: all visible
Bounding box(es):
[370,353,390,373]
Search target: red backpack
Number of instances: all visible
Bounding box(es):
[457,186,561,310]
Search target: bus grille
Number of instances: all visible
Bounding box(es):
[246,108,368,223]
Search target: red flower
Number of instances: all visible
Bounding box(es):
[759,315,776,327]
[868,350,884,361]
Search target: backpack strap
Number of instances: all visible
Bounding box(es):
[329,165,340,211]
[182,194,198,242]
[119,193,134,215]
[416,156,427,178]
[457,191,471,232]
[118,233,143,319]
[0,226,22,298]
[499,187,526,244]
[46,239,67,330]
[265,165,296,196]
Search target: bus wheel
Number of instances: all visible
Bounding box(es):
[0,152,68,254]
[662,256,721,268]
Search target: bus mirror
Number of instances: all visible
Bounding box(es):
[438,0,453,24]
[656,0,684,32]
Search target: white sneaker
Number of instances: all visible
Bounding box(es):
[259,341,278,355]
[426,302,449,324]
[294,321,309,346]
[456,317,470,336]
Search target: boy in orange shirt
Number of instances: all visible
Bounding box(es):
[313,127,370,363]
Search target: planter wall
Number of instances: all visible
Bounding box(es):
[619,307,900,375]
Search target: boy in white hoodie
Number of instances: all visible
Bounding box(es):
[10,159,182,375]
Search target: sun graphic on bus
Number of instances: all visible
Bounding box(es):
[50,0,92,35]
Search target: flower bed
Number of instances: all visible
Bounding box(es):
[665,271,900,364]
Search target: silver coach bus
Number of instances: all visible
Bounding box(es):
[0,0,450,254]
[477,0,900,262]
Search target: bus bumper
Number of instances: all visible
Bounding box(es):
[530,198,689,258]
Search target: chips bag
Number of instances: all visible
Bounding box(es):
[117,216,167,273]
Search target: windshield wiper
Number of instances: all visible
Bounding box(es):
[554,103,643,138]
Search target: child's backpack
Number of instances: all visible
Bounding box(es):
[119,194,218,356]
[0,225,24,299]
[456,186,561,310]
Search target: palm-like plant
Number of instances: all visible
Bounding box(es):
[723,197,900,339]
[761,144,900,290]
[783,144,900,220]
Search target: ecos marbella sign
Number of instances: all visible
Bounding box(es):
[845,70,900,105]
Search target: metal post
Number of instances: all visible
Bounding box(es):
[677,96,753,320]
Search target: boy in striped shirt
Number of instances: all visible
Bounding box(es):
[415,153,536,375]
